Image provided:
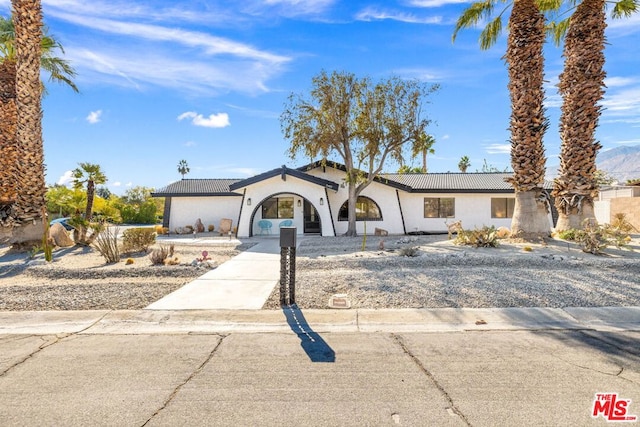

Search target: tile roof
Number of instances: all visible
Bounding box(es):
[382,173,554,192]
[152,179,242,197]
[229,165,340,192]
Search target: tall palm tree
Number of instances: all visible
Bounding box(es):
[550,0,638,230]
[0,9,78,243]
[7,0,46,245]
[454,0,551,238]
[458,155,470,173]
[411,133,435,173]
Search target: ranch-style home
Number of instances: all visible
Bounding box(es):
[152,161,555,237]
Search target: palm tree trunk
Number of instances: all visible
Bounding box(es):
[552,0,606,231]
[10,0,46,245]
[505,0,550,239]
[0,60,18,235]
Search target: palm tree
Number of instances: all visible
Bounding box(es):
[177,159,190,179]
[0,9,78,244]
[6,0,47,245]
[454,0,551,238]
[411,133,435,173]
[72,163,107,222]
[458,155,471,173]
[550,0,638,230]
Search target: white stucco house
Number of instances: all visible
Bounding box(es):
[152,161,555,237]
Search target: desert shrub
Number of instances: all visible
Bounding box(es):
[149,244,175,265]
[557,229,578,241]
[93,226,120,263]
[454,226,499,248]
[122,227,156,252]
[523,246,533,252]
[495,227,510,239]
[574,218,631,255]
[208,224,215,232]
[125,258,134,265]
[610,213,637,234]
[154,224,164,234]
[398,246,419,257]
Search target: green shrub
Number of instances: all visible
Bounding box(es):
[557,229,577,241]
[454,226,499,248]
[122,227,156,252]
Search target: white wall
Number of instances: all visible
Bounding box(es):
[169,196,241,233]
[400,193,515,233]
[235,175,333,237]
[306,167,405,235]
[594,200,610,225]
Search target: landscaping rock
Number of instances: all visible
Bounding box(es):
[49,223,74,247]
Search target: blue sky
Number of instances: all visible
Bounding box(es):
[1,0,639,194]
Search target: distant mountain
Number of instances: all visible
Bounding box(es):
[597,145,640,183]
[547,145,640,184]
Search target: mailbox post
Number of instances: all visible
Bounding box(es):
[279,227,297,306]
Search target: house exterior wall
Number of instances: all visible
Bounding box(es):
[593,200,610,226]
[399,193,514,233]
[235,175,333,237]
[305,167,405,235]
[168,196,241,233]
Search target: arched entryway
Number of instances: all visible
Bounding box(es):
[247,192,322,237]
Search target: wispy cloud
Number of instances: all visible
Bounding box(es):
[408,0,472,7]
[178,111,231,128]
[33,1,291,95]
[392,67,447,82]
[484,143,511,154]
[184,141,197,147]
[86,110,102,124]
[355,7,442,24]
[605,77,637,88]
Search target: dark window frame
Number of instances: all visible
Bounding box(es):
[423,197,455,218]
[337,196,383,221]
[491,197,515,219]
[261,197,294,219]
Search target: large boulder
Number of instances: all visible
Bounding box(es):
[49,222,74,247]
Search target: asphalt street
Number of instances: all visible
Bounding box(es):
[1,314,639,426]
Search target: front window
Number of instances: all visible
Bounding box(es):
[491,198,515,218]
[338,196,382,221]
[424,197,455,218]
[262,197,294,219]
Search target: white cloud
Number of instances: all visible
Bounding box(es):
[392,67,446,81]
[184,141,197,147]
[441,134,450,140]
[484,143,511,154]
[178,111,231,128]
[408,0,471,7]
[125,182,133,187]
[112,181,122,187]
[57,170,74,186]
[605,77,637,88]
[355,7,442,24]
[86,110,102,124]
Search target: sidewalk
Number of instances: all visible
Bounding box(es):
[0,306,638,335]
[146,238,281,310]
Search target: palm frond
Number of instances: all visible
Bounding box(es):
[479,16,503,50]
[546,18,571,46]
[611,0,639,18]
[452,0,496,42]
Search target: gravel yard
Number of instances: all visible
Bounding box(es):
[1,234,639,311]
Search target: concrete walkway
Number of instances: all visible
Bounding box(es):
[146,238,281,310]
